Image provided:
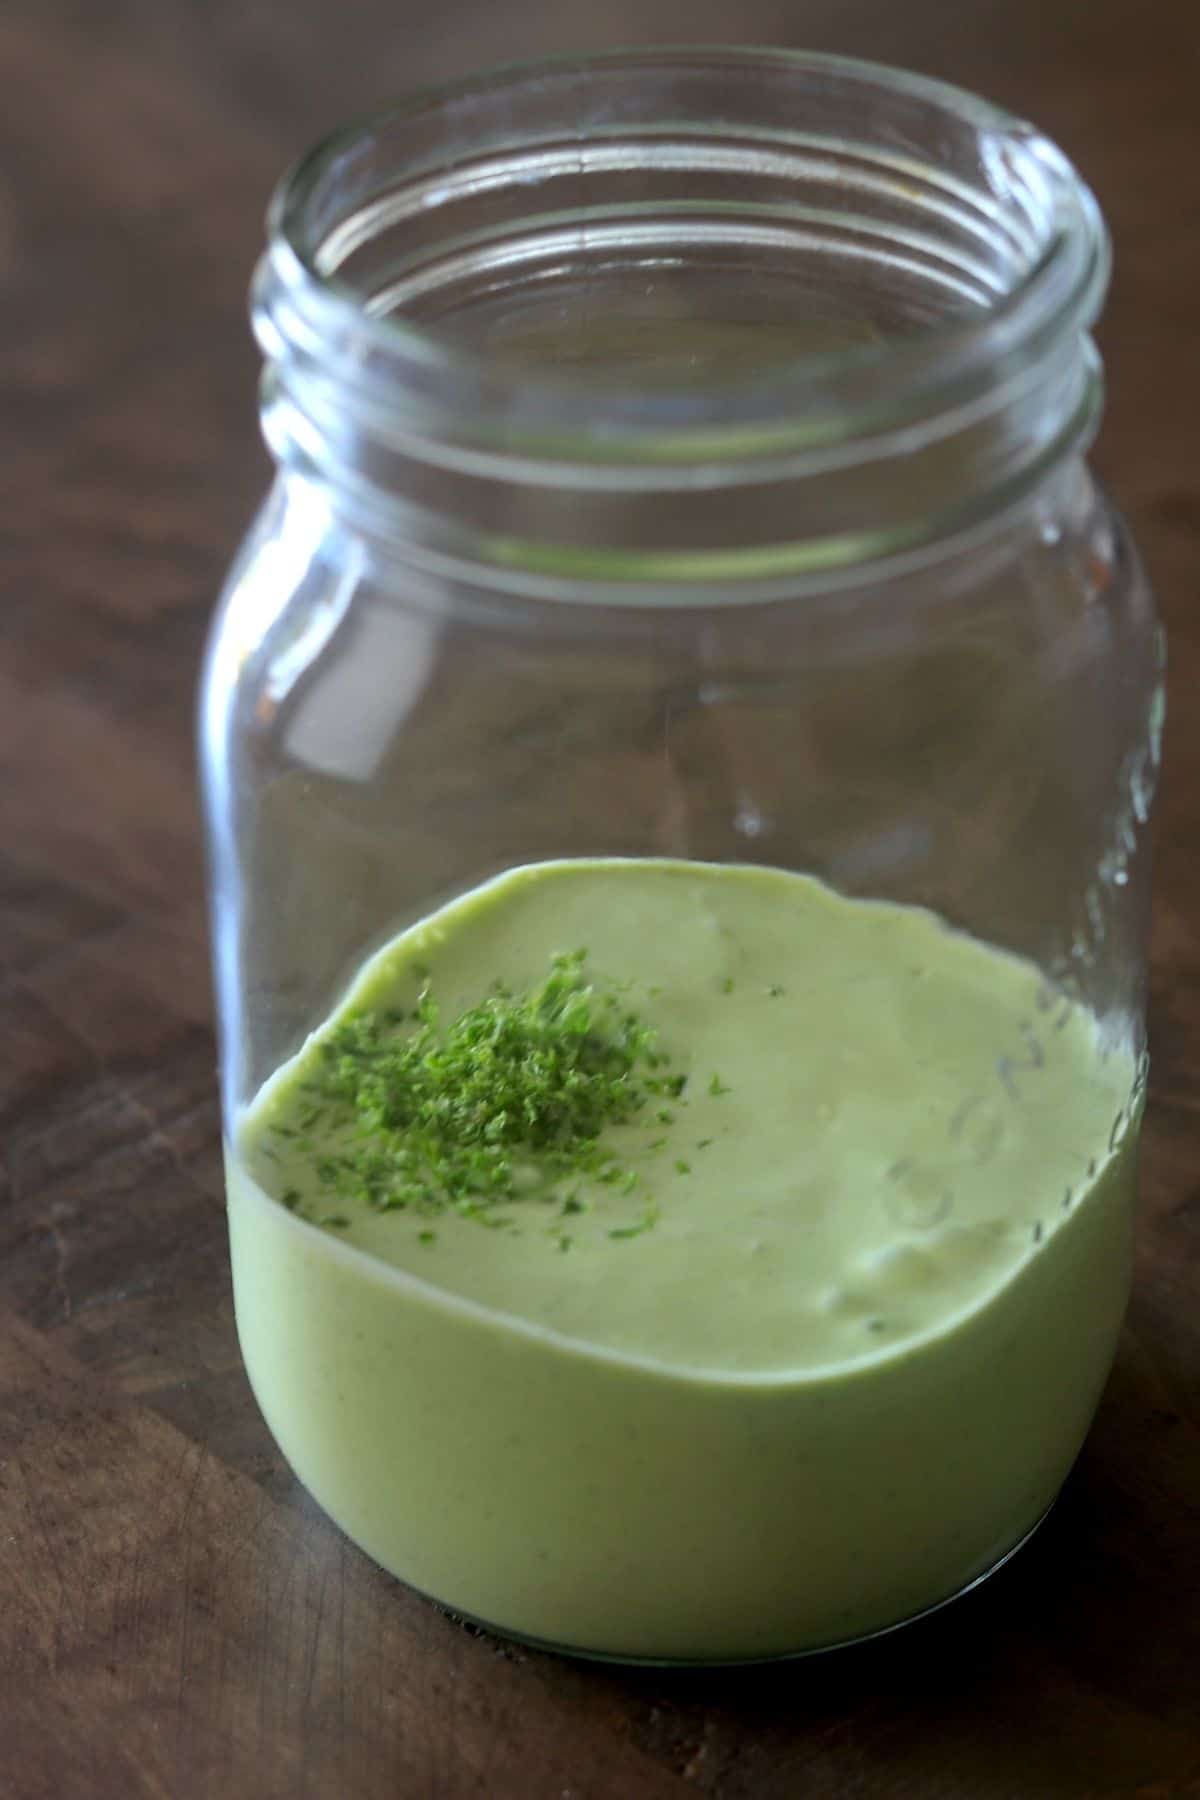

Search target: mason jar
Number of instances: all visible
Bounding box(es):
[199,49,1164,1663]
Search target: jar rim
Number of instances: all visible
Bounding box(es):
[261,44,1108,459]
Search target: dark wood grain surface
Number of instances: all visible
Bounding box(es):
[2,2,1198,1795]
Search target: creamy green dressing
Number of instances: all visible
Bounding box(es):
[227,859,1139,1660]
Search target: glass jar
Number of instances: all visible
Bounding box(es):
[199,50,1164,1664]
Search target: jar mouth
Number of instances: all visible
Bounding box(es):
[263,46,1106,459]
[253,48,1108,587]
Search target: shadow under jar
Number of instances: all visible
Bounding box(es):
[199,50,1164,1664]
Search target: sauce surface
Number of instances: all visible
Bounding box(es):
[227,860,1139,1658]
[241,859,1132,1373]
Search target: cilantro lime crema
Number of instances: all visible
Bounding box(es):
[226,859,1140,1660]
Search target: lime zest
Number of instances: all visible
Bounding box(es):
[306,949,668,1233]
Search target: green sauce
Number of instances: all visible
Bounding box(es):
[227,859,1139,1659]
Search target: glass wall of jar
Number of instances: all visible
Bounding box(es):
[200,51,1163,1663]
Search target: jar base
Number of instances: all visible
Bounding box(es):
[414,1503,1055,1669]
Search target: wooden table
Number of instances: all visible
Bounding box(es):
[3,2,1197,1793]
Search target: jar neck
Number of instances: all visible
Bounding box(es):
[253,49,1109,596]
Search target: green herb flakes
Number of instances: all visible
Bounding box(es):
[305,949,666,1233]
[608,1201,660,1242]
